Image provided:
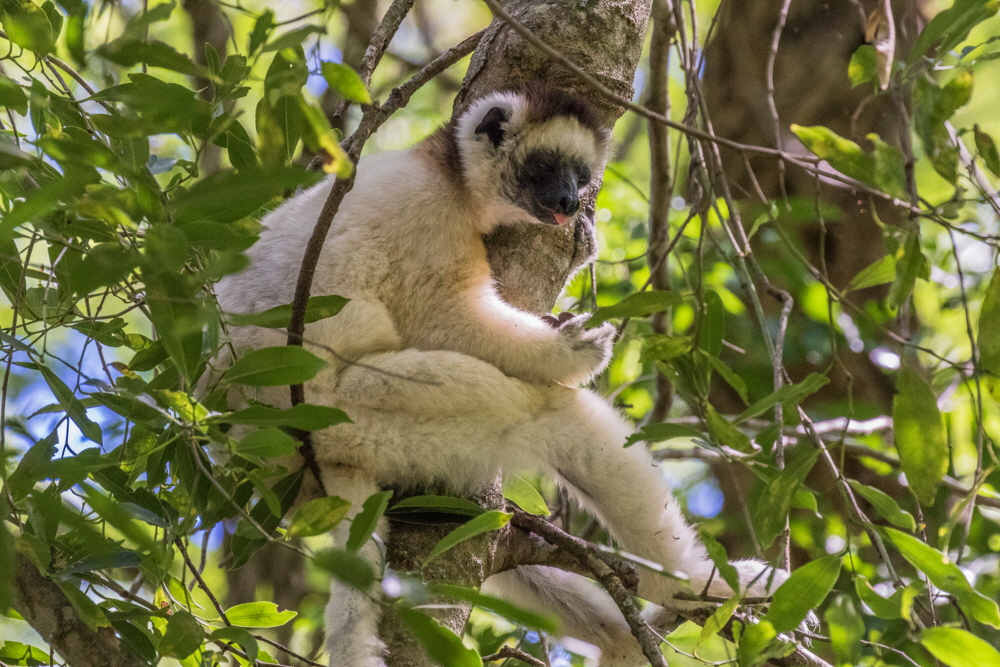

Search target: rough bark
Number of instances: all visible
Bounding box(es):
[11,554,144,667]
[379,1,652,664]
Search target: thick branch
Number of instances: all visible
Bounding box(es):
[12,554,144,667]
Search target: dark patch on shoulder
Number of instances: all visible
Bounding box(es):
[416,121,465,188]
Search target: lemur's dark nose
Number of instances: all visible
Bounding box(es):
[558,194,580,217]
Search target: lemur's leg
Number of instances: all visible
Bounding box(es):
[321,466,387,667]
[514,388,784,608]
[483,567,681,667]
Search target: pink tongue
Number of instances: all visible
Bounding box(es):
[553,213,570,225]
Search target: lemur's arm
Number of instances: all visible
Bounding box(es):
[416,286,615,386]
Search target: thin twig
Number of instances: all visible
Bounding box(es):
[482,646,546,667]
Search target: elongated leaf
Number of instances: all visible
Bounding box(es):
[395,607,483,667]
[979,268,1000,403]
[386,495,486,519]
[223,346,327,386]
[892,365,947,505]
[920,627,1000,667]
[263,25,325,52]
[698,289,725,358]
[321,62,372,104]
[287,496,352,537]
[705,405,754,453]
[33,363,102,444]
[640,334,692,363]
[209,628,258,663]
[752,450,819,550]
[97,39,205,77]
[699,531,741,594]
[735,373,830,424]
[848,480,916,531]
[888,227,928,310]
[848,45,878,87]
[216,403,351,431]
[346,491,393,553]
[883,527,1000,627]
[425,511,512,564]
[313,548,375,590]
[854,574,901,619]
[7,431,57,502]
[765,555,841,633]
[0,521,14,612]
[974,124,1000,177]
[791,125,906,198]
[848,254,896,291]
[229,472,302,568]
[910,0,1000,62]
[431,584,558,633]
[227,294,349,328]
[503,477,550,515]
[233,427,298,459]
[825,595,864,667]
[624,422,703,447]
[585,290,684,327]
[158,611,203,659]
[224,601,296,628]
[698,596,741,646]
[703,353,748,404]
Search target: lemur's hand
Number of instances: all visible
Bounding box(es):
[553,313,616,377]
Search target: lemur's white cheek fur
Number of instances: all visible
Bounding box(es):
[214,84,787,667]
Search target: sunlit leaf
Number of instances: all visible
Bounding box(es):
[752,450,819,550]
[232,427,298,460]
[847,480,916,531]
[228,294,350,328]
[224,601,296,628]
[979,267,1000,403]
[395,607,482,667]
[158,611,203,659]
[765,555,840,633]
[502,477,550,515]
[920,627,1000,667]
[425,511,511,564]
[974,124,1000,177]
[346,490,393,553]
[287,496,352,537]
[223,346,327,386]
[892,364,947,505]
[825,595,864,667]
[847,254,896,292]
[208,628,258,663]
[214,403,351,431]
[321,61,372,104]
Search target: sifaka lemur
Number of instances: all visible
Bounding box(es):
[215,84,787,666]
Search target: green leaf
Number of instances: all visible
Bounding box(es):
[215,403,351,431]
[287,496,352,538]
[847,254,897,292]
[887,226,928,310]
[158,611,204,659]
[979,268,1000,403]
[892,365,947,506]
[705,404,754,453]
[502,477,550,516]
[0,74,28,115]
[223,346,327,386]
[698,289,725,358]
[224,601,296,628]
[425,511,511,564]
[229,471,302,568]
[386,495,486,519]
[790,125,906,198]
[431,584,559,633]
[883,527,1000,627]
[0,641,52,666]
[752,450,819,550]
[7,430,57,501]
[208,628,258,663]
[313,548,375,590]
[910,0,1000,63]
[703,353,749,404]
[624,422,703,447]
[640,334,692,363]
[825,595,864,667]
[232,427,298,460]
[263,25,325,52]
[974,124,1000,177]
[848,45,878,87]
[33,363,102,444]
[96,38,205,76]
[854,574,901,619]
[1,0,56,54]
[228,294,350,328]
[346,490,393,553]
[585,290,684,327]
[248,10,275,55]
[0,521,14,612]
[735,373,830,425]
[395,607,483,667]
[60,549,142,576]
[765,555,841,633]
[321,61,372,104]
[172,166,318,225]
[699,531,741,594]
[920,627,1000,667]
[847,480,916,531]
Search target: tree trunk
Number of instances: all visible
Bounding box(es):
[379,1,652,664]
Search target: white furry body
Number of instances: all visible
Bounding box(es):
[216,94,782,666]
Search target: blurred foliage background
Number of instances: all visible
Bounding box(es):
[1,0,1000,666]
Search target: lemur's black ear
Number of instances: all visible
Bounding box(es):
[474,106,510,148]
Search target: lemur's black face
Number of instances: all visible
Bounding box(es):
[474,106,594,226]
